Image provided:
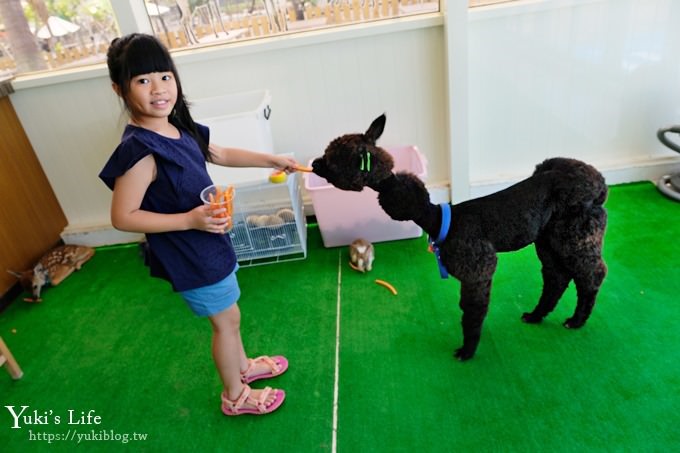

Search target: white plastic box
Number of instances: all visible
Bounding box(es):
[304,145,428,248]
[190,90,274,186]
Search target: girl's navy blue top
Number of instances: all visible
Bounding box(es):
[99,123,237,292]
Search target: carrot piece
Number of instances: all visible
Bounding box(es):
[375,279,397,295]
[348,261,364,273]
[295,165,313,172]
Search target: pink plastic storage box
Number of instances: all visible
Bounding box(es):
[304,145,427,248]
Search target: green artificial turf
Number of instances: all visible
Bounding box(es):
[0,182,678,452]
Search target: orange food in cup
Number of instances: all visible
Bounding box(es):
[202,184,234,232]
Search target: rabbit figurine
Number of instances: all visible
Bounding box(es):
[349,238,374,273]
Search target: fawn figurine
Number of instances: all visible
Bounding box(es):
[8,244,95,302]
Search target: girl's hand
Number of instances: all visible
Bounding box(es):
[271,155,301,174]
[188,204,230,234]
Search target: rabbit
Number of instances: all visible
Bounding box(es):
[349,238,374,273]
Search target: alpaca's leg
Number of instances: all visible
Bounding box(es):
[564,256,606,328]
[558,209,607,328]
[522,242,571,323]
[455,279,492,361]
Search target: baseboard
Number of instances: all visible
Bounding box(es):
[599,156,680,184]
[61,225,144,248]
[469,155,680,198]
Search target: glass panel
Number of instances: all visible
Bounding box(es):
[0,0,119,77]
[0,0,519,77]
[146,0,439,50]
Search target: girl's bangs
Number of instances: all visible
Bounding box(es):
[126,38,173,78]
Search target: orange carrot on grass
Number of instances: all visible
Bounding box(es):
[375,279,398,295]
[349,261,363,272]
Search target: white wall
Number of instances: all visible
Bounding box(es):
[9,1,680,244]
[468,0,680,193]
[10,17,448,242]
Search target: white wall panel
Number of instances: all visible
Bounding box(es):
[469,0,680,182]
[10,77,123,229]
[10,23,447,234]
[176,26,449,180]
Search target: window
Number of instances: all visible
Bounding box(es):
[0,0,118,76]
[0,0,509,78]
[147,0,438,51]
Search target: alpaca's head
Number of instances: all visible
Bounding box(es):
[312,114,395,191]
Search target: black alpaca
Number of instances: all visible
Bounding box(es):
[312,114,608,360]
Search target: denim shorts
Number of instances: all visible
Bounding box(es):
[180,266,241,317]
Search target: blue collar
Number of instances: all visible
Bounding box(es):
[428,203,451,279]
[436,203,451,244]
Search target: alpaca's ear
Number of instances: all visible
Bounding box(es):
[365,114,386,143]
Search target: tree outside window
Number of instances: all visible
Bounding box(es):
[0,0,118,76]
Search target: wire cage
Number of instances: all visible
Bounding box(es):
[228,173,307,267]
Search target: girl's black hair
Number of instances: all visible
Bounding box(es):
[106,33,212,161]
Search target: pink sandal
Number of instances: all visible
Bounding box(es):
[221,384,285,416]
[240,355,289,384]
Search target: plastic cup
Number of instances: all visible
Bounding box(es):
[200,184,234,232]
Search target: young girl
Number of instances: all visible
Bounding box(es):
[99,33,297,416]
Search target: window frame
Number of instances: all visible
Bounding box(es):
[12,8,443,90]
